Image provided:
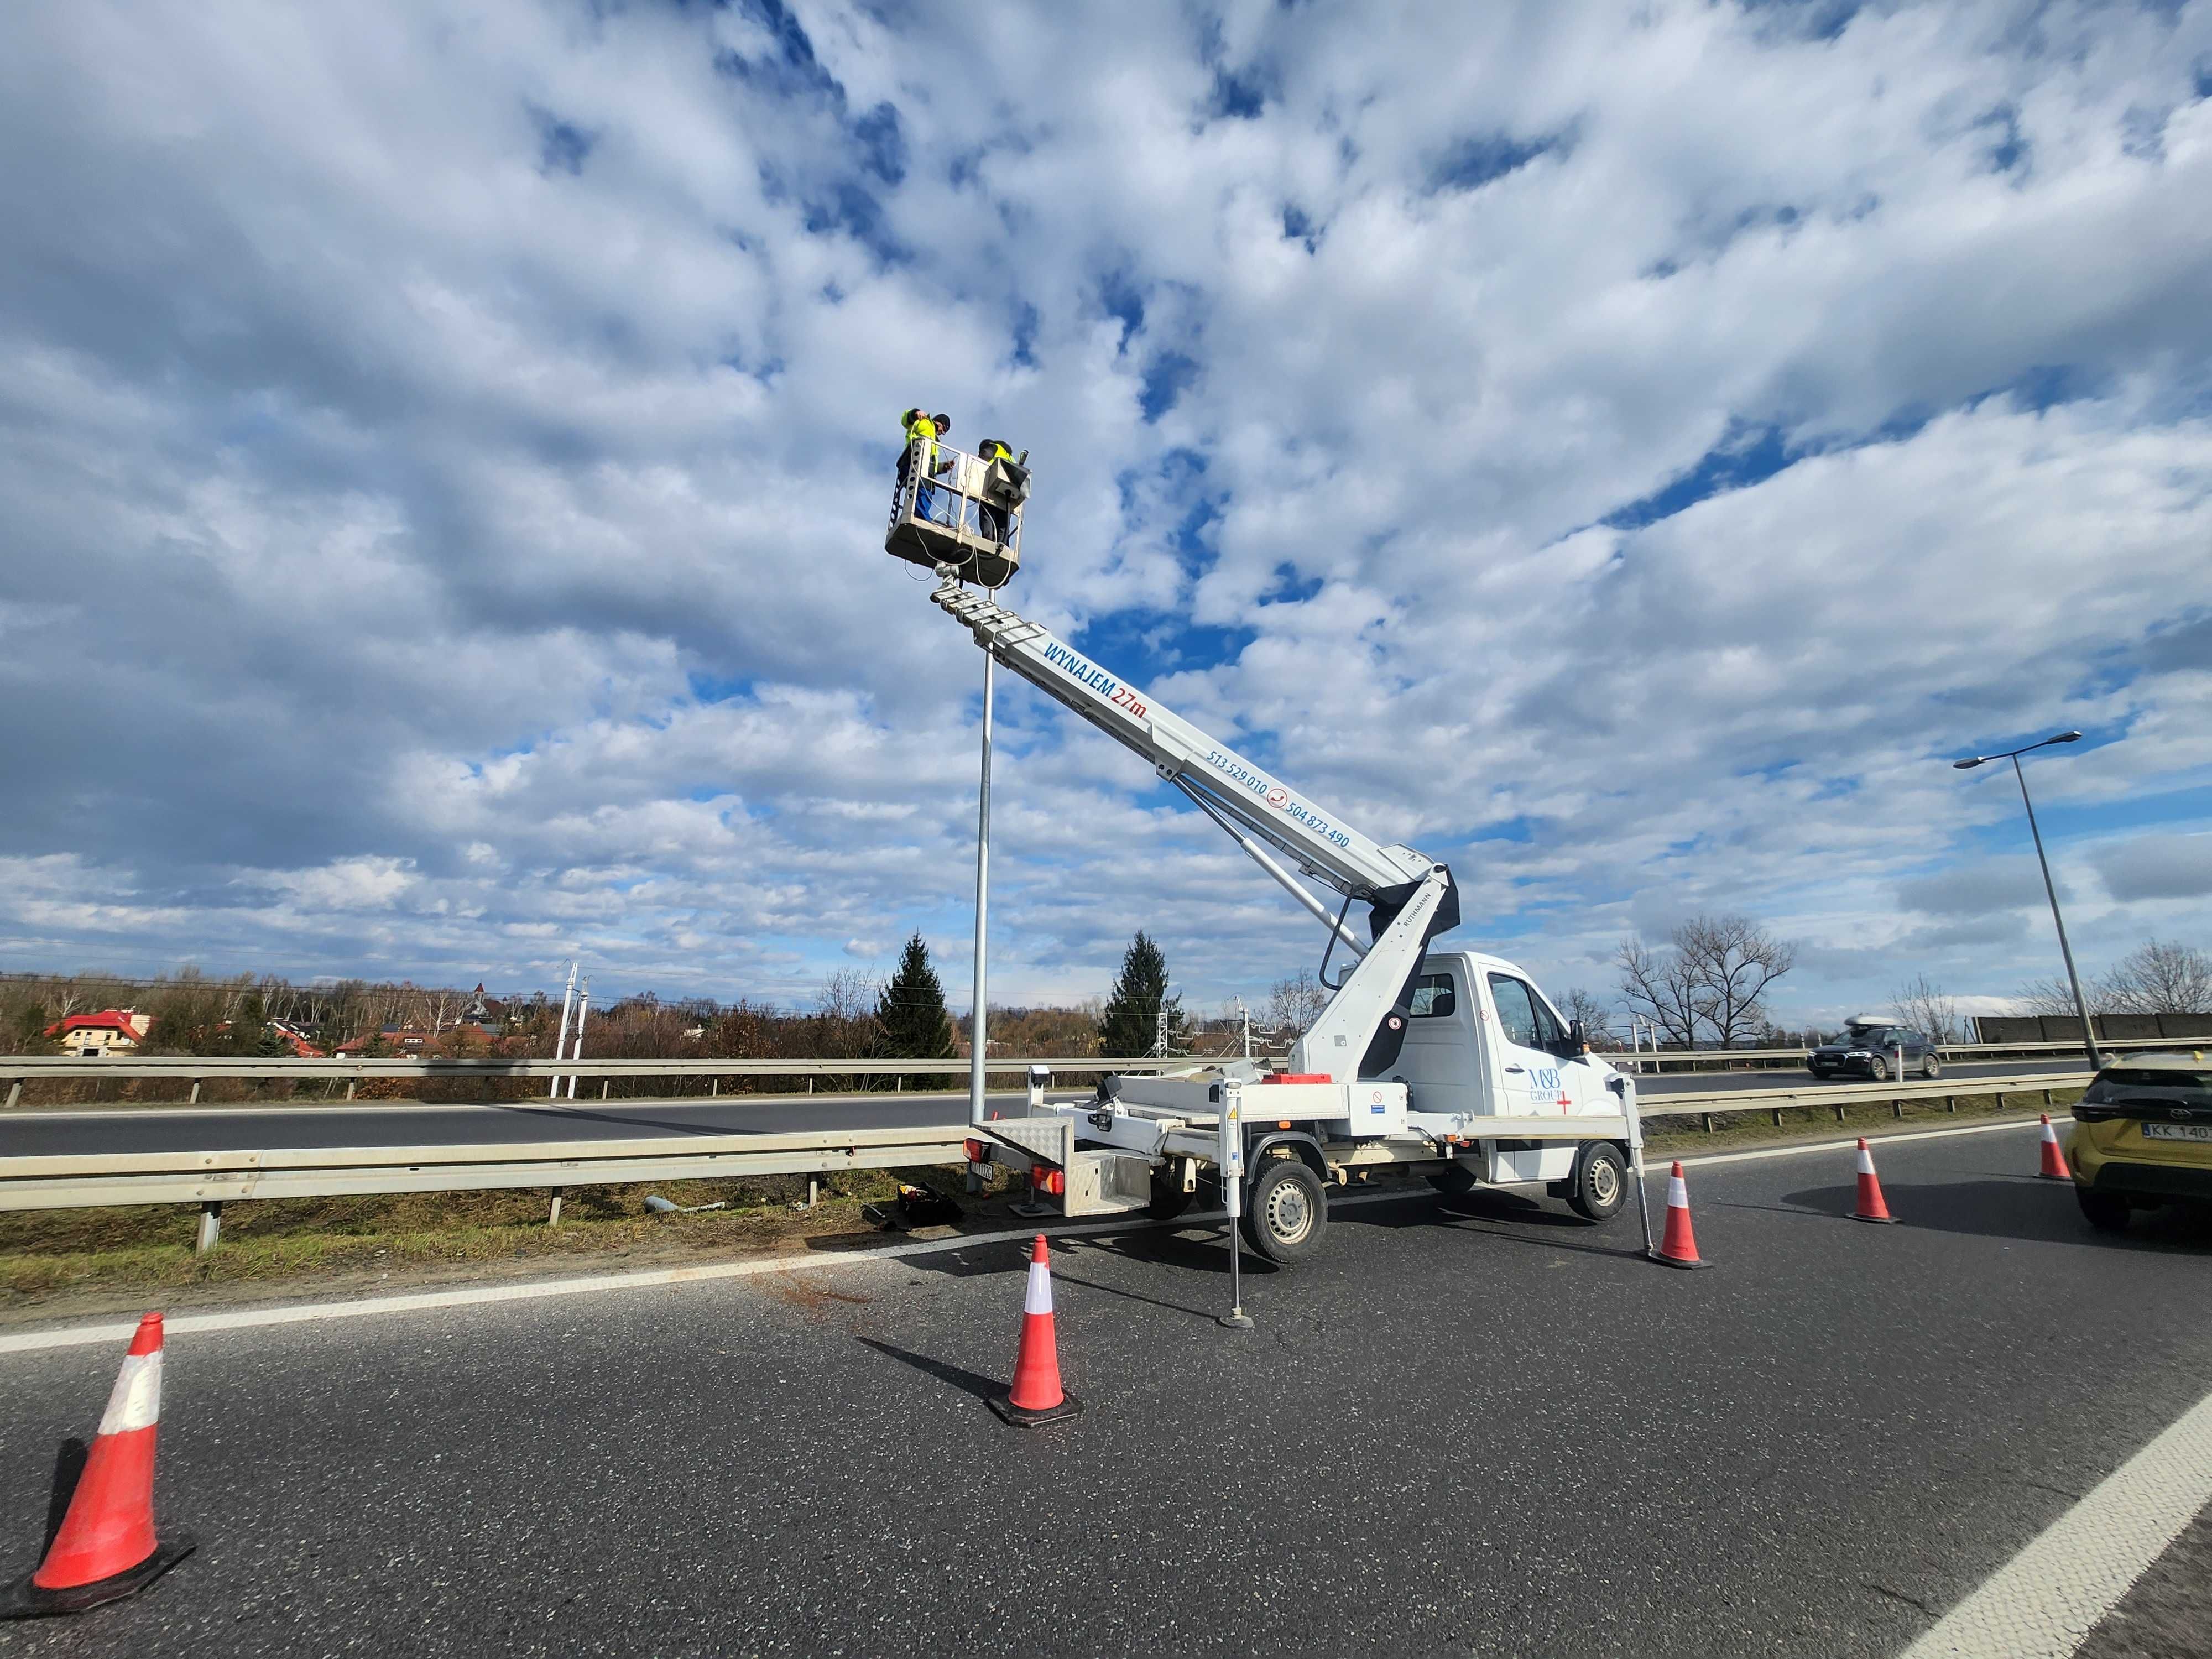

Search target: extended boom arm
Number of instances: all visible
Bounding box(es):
[931,577,1460,1082]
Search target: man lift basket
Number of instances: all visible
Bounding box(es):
[885,430,1028,588]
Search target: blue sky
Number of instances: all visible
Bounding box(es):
[1,0,2209,1030]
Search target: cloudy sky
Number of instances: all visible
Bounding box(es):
[3,0,2209,1027]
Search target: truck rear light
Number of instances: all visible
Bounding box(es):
[1030,1166,1065,1197]
[963,1138,989,1163]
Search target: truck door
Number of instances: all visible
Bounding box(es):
[1483,971,1586,1185]
[1484,972,1571,1116]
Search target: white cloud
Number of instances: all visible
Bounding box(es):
[1,0,2208,1021]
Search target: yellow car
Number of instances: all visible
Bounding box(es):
[2069,1052,2212,1232]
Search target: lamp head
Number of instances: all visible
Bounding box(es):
[1952,757,1984,770]
[2051,730,2083,744]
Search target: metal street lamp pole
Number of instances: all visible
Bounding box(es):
[967,648,995,1129]
[1950,731,2101,1068]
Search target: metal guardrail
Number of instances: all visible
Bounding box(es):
[1637,1071,2092,1129]
[1593,1036,2204,1073]
[0,1124,972,1214]
[0,1072,2093,1222]
[0,1053,1202,1108]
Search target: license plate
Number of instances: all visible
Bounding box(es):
[2141,1122,2212,1144]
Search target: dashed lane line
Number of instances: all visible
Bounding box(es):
[1897,1386,2212,1659]
[0,1117,2053,1358]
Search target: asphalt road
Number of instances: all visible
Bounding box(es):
[0,1060,2095,1160]
[0,1120,2205,1658]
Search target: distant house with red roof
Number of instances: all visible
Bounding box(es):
[45,1010,153,1056]
[268,1020,327,1058]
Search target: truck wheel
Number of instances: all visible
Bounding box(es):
[1566,1142,1629,1222]
[1240,1158,1327,1264]
[1147,1169,1193,1221]
[2077,1187,2131,1234]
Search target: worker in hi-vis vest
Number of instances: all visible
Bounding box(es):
[898,408,951,524]
[975,437,1024,544]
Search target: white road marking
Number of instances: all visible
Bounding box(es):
[1897,1386,2212,1658]
[0,1116,2057,1358]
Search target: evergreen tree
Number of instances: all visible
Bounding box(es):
[1098,930,1185,1056]
[875,933,956,1087]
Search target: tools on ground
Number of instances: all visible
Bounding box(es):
[1649,1160,1712,1270]
[989,1234,1082,1427]
[862,1182,964,1231]
[1850,1138,1897,1224]
[3,1313,194,1620]
[2037,1114,2072,1180]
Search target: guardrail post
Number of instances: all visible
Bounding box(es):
[1892,1098,1903,1119]
[1771,1109,1783,1128]
[188,1078,201,1105]
[547,1193,562,1228]
[601,1081,609,1099]
[195,1201,223,1255]
[345,1080,356,1100]
[3,1079,18,1110]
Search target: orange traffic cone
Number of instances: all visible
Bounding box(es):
[1850,1138,1896,1223]
[3,1313,194,1619]
[1650,1161,1712,1270]
[2038,1114,2071,1181]
[989,1235,1083,1427]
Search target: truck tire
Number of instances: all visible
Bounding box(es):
[1147,1168,1194,1221]
[1241,1158,1327,1264]
[1566,1141,1629,1223]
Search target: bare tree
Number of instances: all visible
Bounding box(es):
[1561,987,1618,1044]
[1265,967,1329,1035]
[2016,974,2109,1018]
[2101,938,2212,1014]
[1677,915,1796,1047]
[812,968,881,1060]
[1891,973,1961,1043]
[1615,937,1703,1049]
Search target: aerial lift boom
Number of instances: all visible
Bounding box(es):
[930,578,1460,1084]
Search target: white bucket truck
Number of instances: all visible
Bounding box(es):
[895,487,1654,1267]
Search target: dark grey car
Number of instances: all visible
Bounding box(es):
[1808,1025,1940,1081]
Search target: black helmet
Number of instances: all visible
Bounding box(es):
[932,412,951,434]
[979,438,1007,460]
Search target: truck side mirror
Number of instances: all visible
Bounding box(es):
[1566,1019,1590,1055]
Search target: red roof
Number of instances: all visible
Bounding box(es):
[44,1011,147,1040]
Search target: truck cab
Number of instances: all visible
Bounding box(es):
[1395,950,1620,1186]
